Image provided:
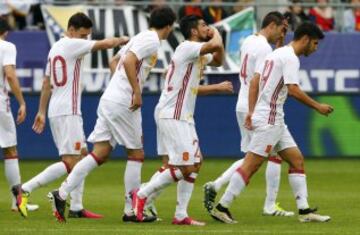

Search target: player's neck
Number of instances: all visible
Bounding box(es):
[258,29,270,42]
[151,28,166,40]
[289,41,302,56]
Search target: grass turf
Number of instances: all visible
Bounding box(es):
[0,159,359,235]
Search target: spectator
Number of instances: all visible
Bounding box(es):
[308,0,334,31]
[284,0,309,31]
[203,0,228,24]
[343,0,360,32]
[178,0,203,19]
[231,0,254,14]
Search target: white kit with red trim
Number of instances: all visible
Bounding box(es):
[252,45,300,126]
[156,40,213,124]
[46,37,95,118]
[0,40,16,113]
[235,34,272,113]
[101,30,160,107]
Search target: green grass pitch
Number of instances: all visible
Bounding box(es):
[1,159,359,235]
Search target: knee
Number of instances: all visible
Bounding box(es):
[3,147,18,159]
[127,149,144,162]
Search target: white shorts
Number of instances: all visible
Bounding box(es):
[236,111,252,153]
[158,119,201,166]
[248,124,297,157]
[88,99,143,149]
[49,115,86,156]
[0,110,17,148]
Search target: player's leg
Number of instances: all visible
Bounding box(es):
[263,155,294,216]
[123,148,144,218]
[211,152,265,223]
[278,147,330,222]
[3,147,21,209]
[211,124,282,223]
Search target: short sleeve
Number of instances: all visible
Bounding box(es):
[67,38,96,58]
[283,55,300,85]
[3,44,16,66]
[129,33,159,60]
[254,46,272,74]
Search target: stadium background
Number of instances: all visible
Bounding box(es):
[5,1,359,159]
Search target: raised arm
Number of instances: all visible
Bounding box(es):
[4,65,26,124]
[32,77,51,134]
[287,84,333,115]
[123,51,141,111]
[92,36,129,51]
[200,28,224,64]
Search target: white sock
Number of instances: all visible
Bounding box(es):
[59,154,99,200]
[4,158,21,188]
[288,171,309,210]
[175,173,197,220]
[124,160,143,214]
[138,168,183,198]
[213,159,244,192]
[69,180,85,211]
[145,167,167,207]
[22,162,67,193]
[264,157,282,211]
[219,168,248,208]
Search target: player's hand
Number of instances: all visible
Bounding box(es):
[207,27,215,39]
[316,103,334,116]
[217,81,233,93]
[244,112,253,130]
[130,91,142,111]
[118,36,130,46]
[32,112,46,134]
[16,104,26,125]
[276,19,289,48]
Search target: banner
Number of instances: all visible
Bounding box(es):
[41,5,244,75]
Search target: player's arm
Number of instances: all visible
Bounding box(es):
[198,81,233,95]
[4,65,26,124]
[244,73,261,130]
[32,76,51,134]
[200,28,224,66]
[109,54,120,76]
[123,51,141,111]
[91,36,129,52]
[287,84,333,115]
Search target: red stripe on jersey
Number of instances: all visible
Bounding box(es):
[72,59,81,115]
[268,77,284,125]
[174,63,193,120]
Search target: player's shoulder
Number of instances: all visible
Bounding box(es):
[134,30,160,45]
[0,40,16,52]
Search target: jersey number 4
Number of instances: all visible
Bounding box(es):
[260,60,274,91]
[240,53,248,84]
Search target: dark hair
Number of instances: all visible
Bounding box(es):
[149,6,176,29]
[67,12,93,30]
[179,15,202,39]
[0,17,10,35]
[294,22,324,40]
[261,11,285,29]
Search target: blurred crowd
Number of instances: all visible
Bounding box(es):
[0,0,359,32]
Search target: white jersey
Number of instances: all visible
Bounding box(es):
[252,45,300,126]
[156,40,213,124]
[235,34,272,113]
[101,30,160,106]
[0,40,16,112]
[46,37,95,118]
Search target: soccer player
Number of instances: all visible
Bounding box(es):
[11,12,129,218]
[204,12,294,217]
[132,15,225,225]
[49,7,177,223]
[0,17,39,214]
[210,22,333,223]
